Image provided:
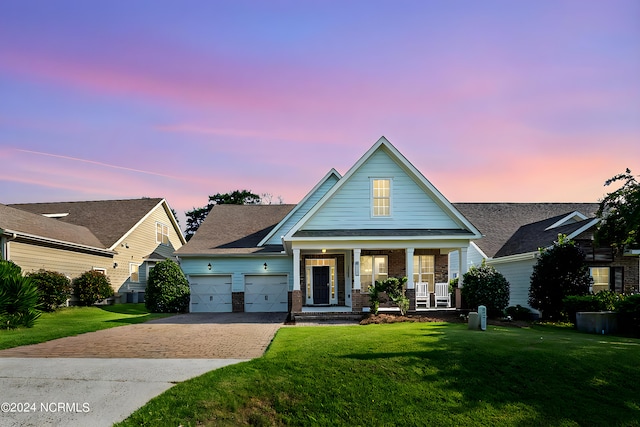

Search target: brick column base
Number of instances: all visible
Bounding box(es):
[232,292,244,312]
[290,290,303,313]
[406,288,416,312]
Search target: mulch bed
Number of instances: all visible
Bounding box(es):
[360,312,530,328]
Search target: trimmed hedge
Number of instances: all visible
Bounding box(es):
[617,294,640,337]
[145,260,190,313]
[461,262,510,318]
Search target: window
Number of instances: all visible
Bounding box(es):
[156,222,169,245]
[372,178,391,217]
[130,263,140,283]
[413,255,435,293]
[360,255,388,290]
[590,267,610,293]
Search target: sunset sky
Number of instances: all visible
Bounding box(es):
[1,1,638,228]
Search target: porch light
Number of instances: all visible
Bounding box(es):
[321,249,326,253]
[207,263,212,270]
[264,262,268,270]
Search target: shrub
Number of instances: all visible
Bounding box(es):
[0,260,41,329]
[528,234,592,320]
[505,305,532,321]
[27,270,72,312]
[73,270,114,306]
[145,259,190,313]
[460,262,510,318]
[617,294,640,337]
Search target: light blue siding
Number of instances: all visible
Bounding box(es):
[302,149,461,230]
[180,256,293,292]
[448,245,485,278]
[265,174,339,245]
[492,258,538,313]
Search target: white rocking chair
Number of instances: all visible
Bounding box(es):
[415,282,430,309]
[435,282,451,308]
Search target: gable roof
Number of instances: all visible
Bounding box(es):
[453,203,599,258]
[175,204,296,255]
[285,137,482,241]
[495,212,600,257]
[258,168,341,246]
[8,198,184,248]
[0,203,108,251]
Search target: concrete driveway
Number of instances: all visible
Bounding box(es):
[0,312,286,427]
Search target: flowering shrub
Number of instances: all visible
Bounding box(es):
[28,269,72,311]
[73,270,114,306]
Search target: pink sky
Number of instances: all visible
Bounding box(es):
[1,1,638,228]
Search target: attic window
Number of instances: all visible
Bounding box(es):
[156,222,169,245]
[42,213,69,218]
[372,178,391,217]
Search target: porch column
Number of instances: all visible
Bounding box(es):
[291,248,302,312]
[353,248,363,313]
[456,246,468,309]
[405,247,415,289]
[353,248,361,290]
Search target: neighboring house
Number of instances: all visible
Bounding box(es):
[450,203,640,313]
[4,198,185,299]
[176,137,482,314]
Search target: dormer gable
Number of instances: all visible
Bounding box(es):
[285,137,481,240]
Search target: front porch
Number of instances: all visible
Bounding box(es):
[290,246,470,315]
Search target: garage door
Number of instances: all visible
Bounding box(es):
[190,275,232,313]
[244,275,288,312]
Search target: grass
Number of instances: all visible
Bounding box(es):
[117,322,640,427]
[0,304,173,350]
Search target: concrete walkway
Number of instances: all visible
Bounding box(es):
[0,312,287,426]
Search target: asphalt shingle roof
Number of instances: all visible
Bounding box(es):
[9,198,165,248]
[452,203,599,258]
[0,203,105,248]
[176,204,296,255]
[494,213,596,257]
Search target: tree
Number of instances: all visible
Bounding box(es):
[145,259,190,313]
[528,234,592,320]
[596,168,640,251]
[460,261,510,318]
[184,190,262,241]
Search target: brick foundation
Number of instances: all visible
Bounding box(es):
[290,290,303,312]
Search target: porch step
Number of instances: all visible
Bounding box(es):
[291,311,364,322]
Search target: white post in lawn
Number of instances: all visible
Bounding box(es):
[406,247,415,289]
[353,248,361,291]
[293,248,301,291]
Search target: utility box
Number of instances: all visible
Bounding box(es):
[468,312,479,330]
[478,305,487,331]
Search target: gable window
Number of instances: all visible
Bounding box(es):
[372,178,391,217]
[360,255,388,290]
[413,255,435,293]
[156,222,169,245]
[130,263,140,283]
[590,267,609,293]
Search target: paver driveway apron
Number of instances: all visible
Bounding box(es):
[0,312,286,427]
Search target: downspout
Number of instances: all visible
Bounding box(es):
[1,231,17,260]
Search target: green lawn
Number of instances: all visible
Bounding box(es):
[0,304,172,350]
[117,322,640,427]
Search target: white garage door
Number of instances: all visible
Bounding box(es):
[190,275,232,313]
[244,275,288,312]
